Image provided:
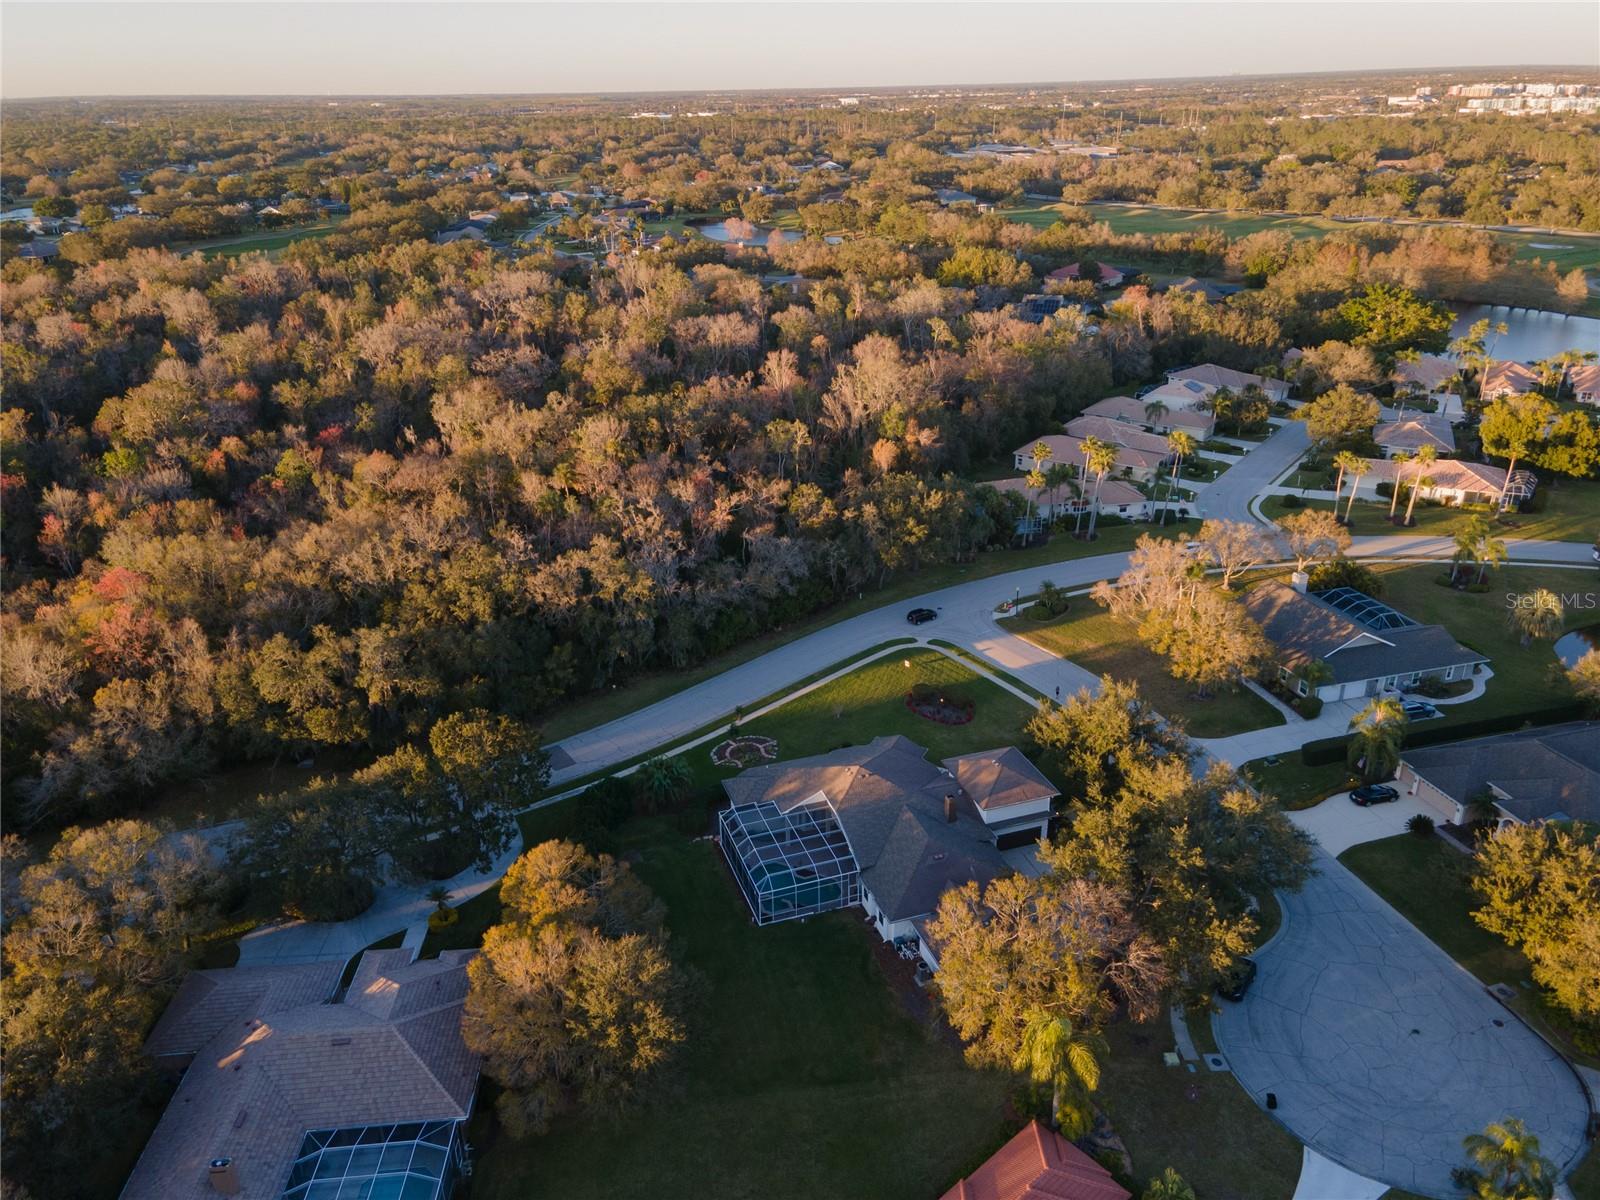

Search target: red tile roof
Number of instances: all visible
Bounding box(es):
[940,1121,1131,1200]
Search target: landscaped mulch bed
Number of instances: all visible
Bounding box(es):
[905,691,975,725]
[709,734,779,768]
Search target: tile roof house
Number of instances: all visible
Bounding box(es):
[988,476,1151,523]
[1166,363,1290,403]
[1046,262,1125,288]
[1398,722,1600,826]
[1479,360,1541,400]
[121,949,480,1200]
[1373,414,1456,457]
[1011,433,1169,483]
[1080,395,1215,439]
[1391,353,1460,395]
[718,737,1057,965]
[1063,414,1174,457]
[1352,457,1532,509]
[1241,580,1488,703]
[1138,377,1218,414]
[1565,362,1600,406]
[939,1120,1131,1200]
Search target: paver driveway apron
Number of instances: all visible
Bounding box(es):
[1213,848,1589,1200]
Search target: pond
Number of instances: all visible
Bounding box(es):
[1553,625,1599,669]
[1449,304,1600,363]
[694,220,841,247]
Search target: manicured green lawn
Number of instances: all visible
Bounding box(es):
[538,520,1199,742]
[466,818,1014,1200]
[1339,834,1598,1072]
[1362,564,1581,730]
[179,216,348,258]
[1097,1015,1303,1200]
[732,648,1036,769]
[999,608,1286,739]
[1243,756,1358,811]
[1260,476,1599,544]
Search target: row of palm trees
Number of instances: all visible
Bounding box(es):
[1022,436,1128,542]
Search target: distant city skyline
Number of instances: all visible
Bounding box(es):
[3,2,1597,100]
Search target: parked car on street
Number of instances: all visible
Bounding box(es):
[906,608,937,625]
[1219,957,1257,1002]
[1350,784,1400,806]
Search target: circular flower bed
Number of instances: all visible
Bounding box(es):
[711,735,779,768]
[905,686,975,725]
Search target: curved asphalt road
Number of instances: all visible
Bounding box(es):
[547,528,1593,783]
[1215,849,1591,1199]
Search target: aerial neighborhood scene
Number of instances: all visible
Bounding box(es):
[6,3,1600,1199]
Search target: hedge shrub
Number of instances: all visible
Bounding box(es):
[1299,701,1588,767]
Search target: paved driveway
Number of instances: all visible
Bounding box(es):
[1214,850,1590,1199]
[1287,790,1445,856]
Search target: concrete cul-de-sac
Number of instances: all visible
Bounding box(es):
[1214,848,1591,1200]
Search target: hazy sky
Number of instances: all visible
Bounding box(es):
[3,2,1597,99]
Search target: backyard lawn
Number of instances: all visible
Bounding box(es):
[1359,563,1582,731]
[999,607,1286,739]
[538,519,1199,742]
[1260,476,1599,544]
[465,816,1015,1200]
[1339,834,1599,1073]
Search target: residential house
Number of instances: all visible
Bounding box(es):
[1241,579,1488,703]
[1081,394,1215,439]
[989,475,1152,522]
[122,949,480,1200]
[16,239,59,261]
[1138,377,1218,414]
[1391,353,1460,396]
[1010,433,1169,484]
[1373,414,1456,457]
[1564,362,1600,406]
[935,188,978,206]
[434,225,488,245]
[1166,363,1290,403]
[1165,276,1243,303]
[1046,262,1125,288]
[1397,722,1599,826]
[718,737,1057,969]
[1014,294,1099,325]
[938,1120,1130,1200]
[1064,414,1175,457]
[1352,457,1534,508]
[1479,360,1540,400]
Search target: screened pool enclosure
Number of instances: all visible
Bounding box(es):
[280,1119,465,1200]
[719,797,861,925]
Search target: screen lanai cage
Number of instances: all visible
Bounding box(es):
[719,795,861,925]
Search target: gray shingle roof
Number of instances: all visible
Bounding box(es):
[1402,722,1600,825]
[942,747,1057,811]
[1242,582,1488,684]
[721,736,1013,922]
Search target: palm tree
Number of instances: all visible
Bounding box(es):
[1013,1008,1107,1139]
[1144,397,1170,428]
[1331,450,1361,520]
[1458,1118,1556,1200]
[1506,588,1564,646]
[1025,440,1053,529]
[1401,445,1437,526]
[638,754,693,813]
[1082,438,1119,541]
[1164,429,1197,525]
[1474,524,1507,586]
[1142,1169,1198,1200]
[1043,463,1076,525]
[1450,522,1480,585]
[1387,451,1410,519]
[1344,457,1371,522]
[1347,697,1408,783]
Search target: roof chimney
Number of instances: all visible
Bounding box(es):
[944,793,957,823]
[208,1158,240,1196]
[1290,570,1309,594]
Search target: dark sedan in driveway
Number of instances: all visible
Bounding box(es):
[1351,783,1400,806]
[906,608,937,625]
[1219,957,1257,1002]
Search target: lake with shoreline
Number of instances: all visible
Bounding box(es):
[1449,304,1600,362]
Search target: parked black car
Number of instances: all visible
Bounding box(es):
[1351,784,1400,806]
[906,608,937,625]
[1219,957,1257,1002]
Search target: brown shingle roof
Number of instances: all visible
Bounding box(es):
[122,950,479,1200]
[942,748,1058,811]
[939,1120,1131,1200]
